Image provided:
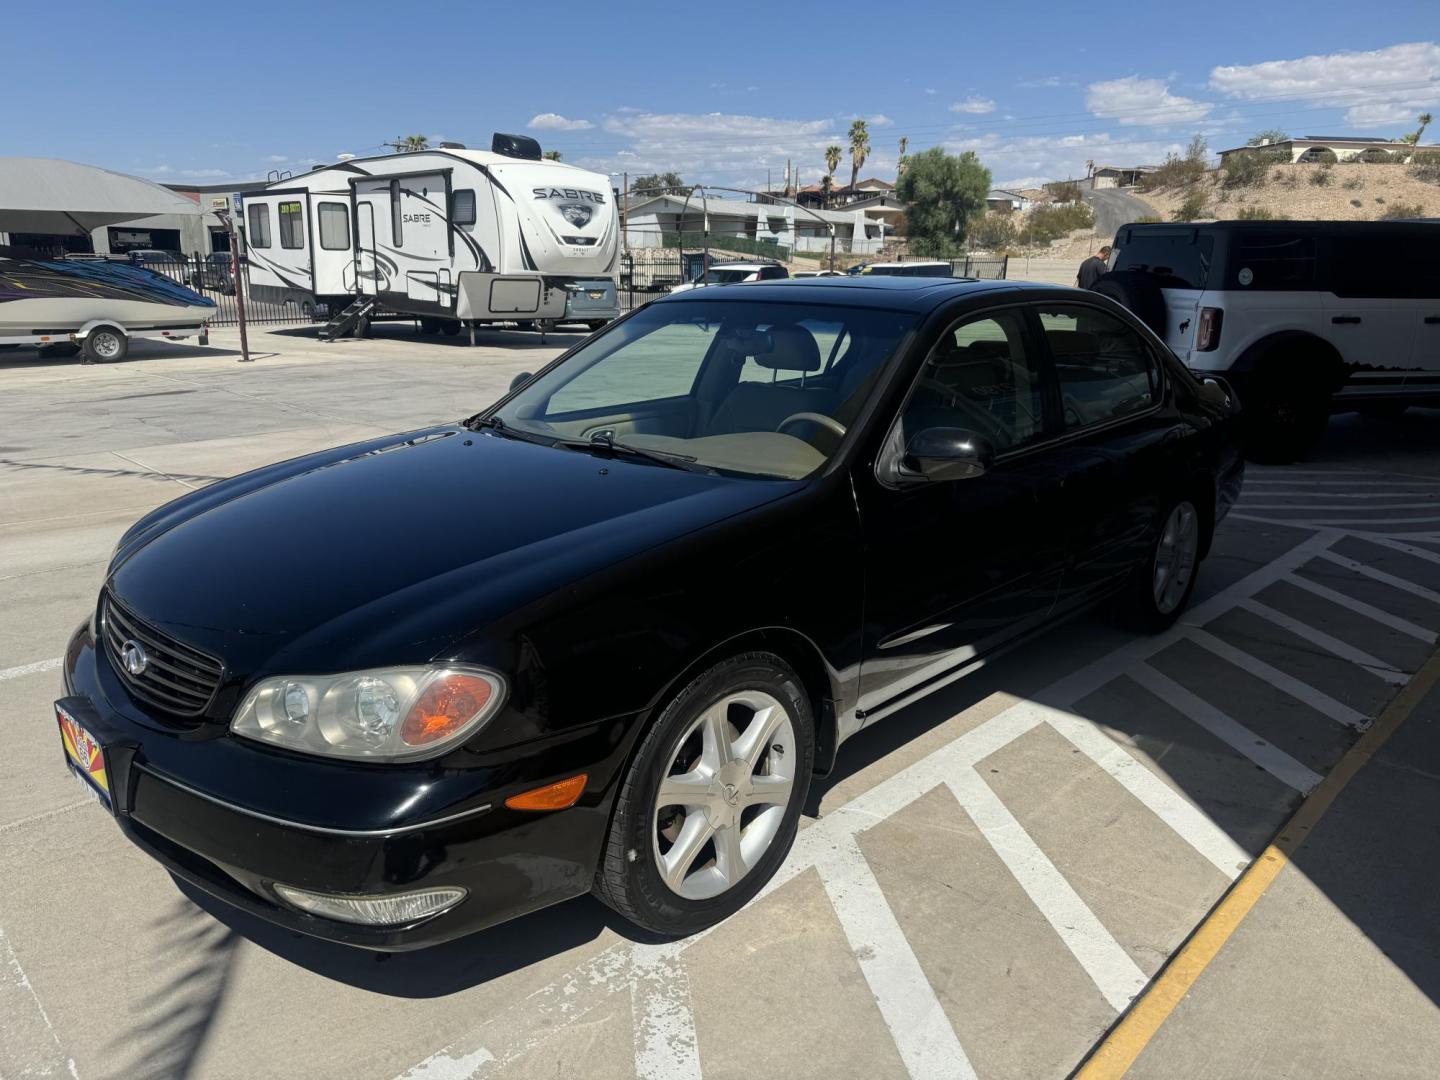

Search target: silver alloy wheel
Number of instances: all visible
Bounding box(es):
[652,690,797,901]
[1153,501,1199,615]
[91,331,122,359]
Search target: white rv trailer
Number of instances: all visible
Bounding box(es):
[241,135,618,331]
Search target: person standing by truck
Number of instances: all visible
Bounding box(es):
[1076,244,1111,289]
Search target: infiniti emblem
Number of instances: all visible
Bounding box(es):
[120,639,149,676]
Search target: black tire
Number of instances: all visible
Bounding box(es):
[1091,270,1167,336]
[593,652,815,936]
[439,320,462,336]
[1243,366,1330,464]
[83,326,128,363]
[1118,495,1206,633]
[587,321,607,332]
[356,315,372,339]
[299,300,316,321]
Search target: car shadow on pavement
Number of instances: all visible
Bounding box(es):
[169,876,659,1000]
[0,342,248,370]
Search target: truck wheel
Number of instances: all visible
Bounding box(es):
[83,327,128,363]
[299,300,316,320]
[587,321,608,332]
[1243,368,1330,464]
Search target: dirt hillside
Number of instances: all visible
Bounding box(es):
[1140,161,1440,222]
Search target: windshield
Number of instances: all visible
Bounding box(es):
[492,300,915,480]
[698,268,755,284]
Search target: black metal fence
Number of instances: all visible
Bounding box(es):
[62,254,324,327]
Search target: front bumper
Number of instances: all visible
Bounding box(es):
[59,624,620,950]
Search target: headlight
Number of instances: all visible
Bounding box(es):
[230,666,505,762]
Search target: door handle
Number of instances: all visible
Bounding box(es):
[1331,316,1362,325]
[1425,316,1440,325]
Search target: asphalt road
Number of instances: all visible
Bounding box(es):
[1083,186,1158,238]
[3,326,1440,1080]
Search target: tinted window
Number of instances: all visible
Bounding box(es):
[317,203,350,250]
[547,320,718,412]
[900,309,1044,451]
[759,265,786,280]
[1038,305,1158,429]
[277,201,304,249]
[1112,231,1213,289]
[738,320,844,383]
[1327,231,1440,299]
[247,204,271,248]
[452,188,477,226]
[1225,230,1316,290]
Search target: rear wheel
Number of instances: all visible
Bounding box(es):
[1243,366,1330,464]
[594,653,814,935]
[1120,497,1204,633]
[83,326,127,363]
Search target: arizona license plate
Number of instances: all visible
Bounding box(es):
[57,704,112,811]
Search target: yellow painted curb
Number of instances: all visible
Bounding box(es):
[1073,643,1440,1080]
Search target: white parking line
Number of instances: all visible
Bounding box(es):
[1283,573,1438,643]
[1365,535,1440,565]
[1187,629,1369,729]
[0,926,80,1080]
[948,768,1148,1012]
[0,657,62,683]
[1238,599,1410,685]
[1318,550,1440,607]
[631,943,702,1080]
[818,839,976,1080]
[1292,515,1440,526]
[1129,665,1322,792]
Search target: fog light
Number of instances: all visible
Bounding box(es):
[273,883,466,926]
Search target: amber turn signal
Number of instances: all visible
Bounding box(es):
[505,774,587,811]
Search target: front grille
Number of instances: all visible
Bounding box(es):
[101,592,224,717]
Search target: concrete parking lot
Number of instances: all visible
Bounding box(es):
[4,325,1440,1080]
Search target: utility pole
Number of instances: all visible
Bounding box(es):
[212,201,251,363]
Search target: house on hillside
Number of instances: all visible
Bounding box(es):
[985,189,1032,213]
[1089,165,1159,189]
[1216,136,1438,163]
[623,195,885,255]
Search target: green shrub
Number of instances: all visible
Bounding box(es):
[1235,206,1276,220]
[1221,148,1285,188]
[1379,202,1426,220]
[967,213,1016,250]
[1341,175,1362,190]
[1049,180,1083,203]
[1411,152,1440,185]
[1172,191,1209,221]
[1137,140,1207,192]
[1301,149,1339,164]
[1308,165,1334,186]
[1357,150,1396,164]
[1016,202,1095,246]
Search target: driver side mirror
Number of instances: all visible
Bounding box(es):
[900,427,995,483]
[509,371,533,394]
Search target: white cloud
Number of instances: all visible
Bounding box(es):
[867,114,893,127]
[264,154,287,163]
[950,96,997,115]
[948,130,1186,188]
[1209,41,1440,128]
[924,88,937,95]
[1018,75,1073,89]
[1086,76,1212,126]
[528,112,594,131]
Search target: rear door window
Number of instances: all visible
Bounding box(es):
[1224,230,1316,291]
[1326,231,1440,299]
[1037,304,1159,429]
[1112,231,1212,289]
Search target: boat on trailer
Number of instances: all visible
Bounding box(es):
[0,251,215,361]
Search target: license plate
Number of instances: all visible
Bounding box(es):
[57,705,112,811]
[587,291,604,300]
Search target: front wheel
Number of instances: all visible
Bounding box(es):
[1119,497,1203,633]
[594,653,814,935]
[83,326,127,363]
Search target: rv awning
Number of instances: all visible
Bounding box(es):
[0,158,202,235]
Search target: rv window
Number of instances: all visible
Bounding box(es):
[390,179,403,247]
[278,201,304,249]
[318,203,350,250]
[452,189,477,226]
[248,204,271,249]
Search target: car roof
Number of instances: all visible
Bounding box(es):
[649,276,1044,313]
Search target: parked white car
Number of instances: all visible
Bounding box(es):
[1100,220,1440,462]
[669,261,789,294]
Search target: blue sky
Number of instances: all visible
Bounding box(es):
[5,1,1438,190]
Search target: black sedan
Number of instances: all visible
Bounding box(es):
[55,277,1242,948]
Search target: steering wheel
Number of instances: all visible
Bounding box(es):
[776,412,847,439]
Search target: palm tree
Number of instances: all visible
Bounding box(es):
[394,134,429,153]
[896,136,909,181]
[823,145,842,207]
[848,120,870,198]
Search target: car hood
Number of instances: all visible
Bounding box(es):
[109,426,794,676]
